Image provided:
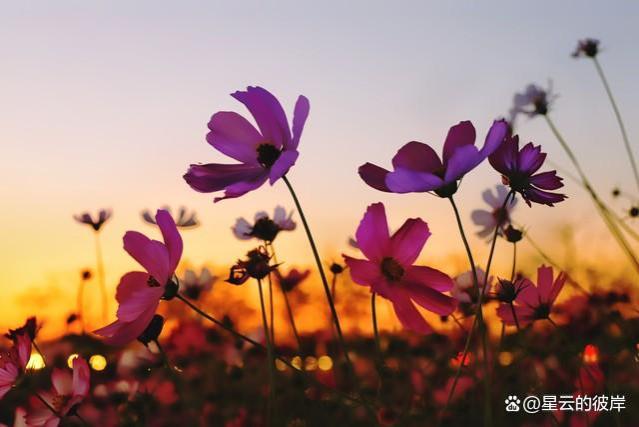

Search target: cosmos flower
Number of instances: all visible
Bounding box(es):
[451,268,491,304]
[94,209,183,345]
[227,247,276,285]
[181,267,217,300]
[489,134,566,206]
[572,38,600,58]
[142,206,199,228]
[184,86,310,202]
[5,317,38,342]
[496,265,567,327]
[232,206,296,242]
[26,357,90,427]
[73,209,112,231]
[359,120,508,197]
[275,268,311,292]
[509,83,558,123]
[471,186,517,238]
[0,332,31,400]
[343,203,455,334]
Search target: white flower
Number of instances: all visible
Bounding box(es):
[471,186,517,239]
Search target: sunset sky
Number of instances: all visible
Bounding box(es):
[1,1,638,336]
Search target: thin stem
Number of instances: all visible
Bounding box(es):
[77,279,86,334]
[35,393,59,417]
[281,176,355,375]
[94,231,108,323]
[32,340,46,365]
[175,293,369,408]
[266,259,276,346]
[510,243,517,282]
[371,293,384,368]
[282,289,303,353]
[509,303,521,332]
[592,57,639,191]
[75,413,90,427]
[544,115,639,274]
[257,279,275,426]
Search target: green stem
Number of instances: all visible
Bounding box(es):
[544,115,639,274]
[257,279,275,426]
[94,231,108,323]
[281,176,355,376]
[592,57,639,191]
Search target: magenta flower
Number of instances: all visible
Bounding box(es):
[471,186,517,238]
[359,120,508,197]
[94,209,183,345]
[343,203,455,333]
[73,209,112,231]
[572,38,600,58]
[0,332,31,400]
[184,86,310,202]
[496,265,567,326]
[489,134,566,206]
[26,357,90,427]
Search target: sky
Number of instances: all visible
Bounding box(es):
[1,0,638,336]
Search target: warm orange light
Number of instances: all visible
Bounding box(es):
[67,353,79,368]
[498,352,513,366]
[89,354,107,371]
[318,355,333,371]
[304,356,318,371]
[26,354,46,370]
[583,344,599,364]
[450,351,472,368]
[291,356,303,370]
[275,359,288,371]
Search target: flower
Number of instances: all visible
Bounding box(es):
[0,332,31,400]
[5,317,38,342]
[181,267,217,300]
[73,209,112,231]
[359,120,508,197]
[509,83,557,122]
[227,247,275,285]
[572,38,600,58]
[496,265,567,326]
[489,134,566,206]
[471,186,517,238]
[94,209,183,345]
[142,206,199,228]
[26,357,90,427]
[451,268,491,304]
[184,86,310,202]
[343,203,455,333]
[493,278,528,304]
[275,268,311,292]
[232,206,295,242]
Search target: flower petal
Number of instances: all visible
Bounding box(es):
[385,168,444,193]
[443,144,482,182]
[403,281,456,315]
[155,210,183,275]
[290,95,310,150]
[389,218,430,266]
[529,171,564,190]
[404,265,454,292]
[355,203,390,262]
[442,121,476,164]
[392,141,442,173]
[342,256,382,286]
[184,163,265,193]
[213,172,269,202]
[72,358,90,398]
[123,232,170,284]
[478,119,508,158]
[51,368,73,396]
[359,163,391,192]
[268,150,299,184]
[231,86,291,148]
[206,111,263,164]
[391,293,433,334]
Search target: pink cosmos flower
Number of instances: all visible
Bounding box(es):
[496,265,567,326]
[471,186,517,238]
[184,86,310,202]
[359,120,508,197]
[343,203,455,333]
[0,332,31,400]
[489,134,566,206]
[94,209,183,345]
[26,357,90,427]
[73,209,112,231]
[232,206,296,242]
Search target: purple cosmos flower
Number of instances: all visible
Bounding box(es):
[275,268,311,292]
[359,120,508,197]
[489,134,567,206]
[142,206,199,228]
[509,83,558,123]
[343,203,455,334]
[496,265,566,326]
[471,185,517,238]
[227,247,276,285]
[232,206,296,242]
[74,209,112,231]
[184,86,310,202]
[181,267,217,300]
[572,38,600,58]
